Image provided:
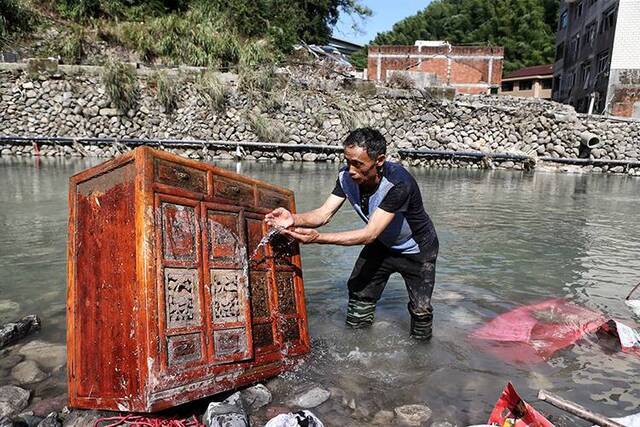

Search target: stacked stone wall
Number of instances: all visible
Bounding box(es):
[0,64,639,176]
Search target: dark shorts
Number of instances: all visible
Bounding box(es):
[347,237,439,319]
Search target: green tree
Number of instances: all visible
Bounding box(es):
[367,0,559,72]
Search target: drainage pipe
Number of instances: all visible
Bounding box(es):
[398,148,531,162]
[539,156,640,167]
[0,135,344,152]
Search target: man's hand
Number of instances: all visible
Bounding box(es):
[265,207,294,229]
[280,227,320,244]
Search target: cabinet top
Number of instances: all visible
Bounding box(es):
[69,146,294,198]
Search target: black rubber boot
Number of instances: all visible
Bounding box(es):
[410,314,433,341]
[346,299,376,328]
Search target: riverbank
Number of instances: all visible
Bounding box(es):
[1,61,640,177]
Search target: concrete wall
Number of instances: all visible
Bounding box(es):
[605,0,640,118]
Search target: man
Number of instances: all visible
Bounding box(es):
[265,128,439,340]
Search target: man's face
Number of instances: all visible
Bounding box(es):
[344,144,385,185]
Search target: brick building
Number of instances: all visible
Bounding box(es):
[553,0,640,117]
[367,44,504,95]
[500,64,554,99]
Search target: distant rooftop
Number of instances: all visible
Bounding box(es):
[504,64,553,80]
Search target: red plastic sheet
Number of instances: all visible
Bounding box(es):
[470,299,606,364]
[487,382,553,427]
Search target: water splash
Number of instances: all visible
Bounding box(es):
[250,225,292,260]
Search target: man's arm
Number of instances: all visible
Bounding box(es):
[282,207,396,246]
[265,194,345,229]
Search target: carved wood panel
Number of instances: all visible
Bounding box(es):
[164,268,201,329]
[213,328,248,358]
[246,218,267,270]
[249,271,270,319]
[161,202,197,261]
[207,211,243,269]
[252,323,274,349]
[213,177,254,205]
[282,318,300,343]
[211,270,245,323]
[167,333,203,366]
[276,272,297,315]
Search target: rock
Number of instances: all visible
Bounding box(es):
[302,153,317,162]
[372,410,394,425]
[99,108,118,117]
[430,422,456,427]
[264,410,324,427]
[0,417,11,427]
[27,394,68,417]
[394,404,432,426]
[37,412,61,427]
[0,353,23,370]
[0,385,30,418]
[18,341,66,370]
[240,384,271,412]
[0,315,42,349]
[203,392,248,427]
[289,387,330,409]
[61,410,109,427]
[14,413,44,427]
[282,153,294,161]
[22,82,35,90]
[11,360,48,384]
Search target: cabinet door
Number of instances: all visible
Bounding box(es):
[245,213,279,354]
[202,204,253,363]
[155,194,207,371]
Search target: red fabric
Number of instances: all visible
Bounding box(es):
[95,415,203,427]
[471,299,606,364]
[488,382,554,427]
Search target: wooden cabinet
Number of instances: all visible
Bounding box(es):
[67,147,309,412]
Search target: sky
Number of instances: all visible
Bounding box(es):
[332,0,431,46]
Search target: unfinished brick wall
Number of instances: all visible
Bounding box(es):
[610,87,640,118]
[367,45,504,94]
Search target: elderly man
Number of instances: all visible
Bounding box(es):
[265,128,439,340]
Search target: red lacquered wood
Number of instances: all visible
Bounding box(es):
[67,147,310,412]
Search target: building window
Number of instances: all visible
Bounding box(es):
[501,81,514,92]
[597,50,609,74]
[519,80,533,91]
[600,7,616,33]
[569,33,580,61]
[559,11,569,30]
[584,21,597,48]
[555,42,565,61]
[541,79,553,90]
[581,62,591,89]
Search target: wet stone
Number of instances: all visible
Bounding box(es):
[18,341,66,370]
[15,413,44,427]
[394,404,432,426]
[12,360,48,384]
[0,353,23,370]
[289,387,330,409]
[36,412,61,427]
[240,384,271,412]
[372,409,394,425]
[203,392,248,427]
[0,385,30,418]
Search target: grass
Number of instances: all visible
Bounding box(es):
[197,70,228,113]
[0,0,36,48]
[387,72,416,90]
[153,71,180,114]
[60,27,85,64]
[102,60,139,113]
[245,111,288,144]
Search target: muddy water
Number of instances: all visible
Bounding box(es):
[1,157,640,425]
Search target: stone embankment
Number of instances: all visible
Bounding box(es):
[1,62,639,176]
